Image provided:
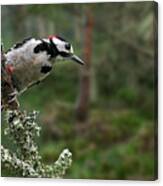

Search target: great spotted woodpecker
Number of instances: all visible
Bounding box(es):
[2,35,84,110]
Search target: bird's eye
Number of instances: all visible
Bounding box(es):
[65,43,71,50]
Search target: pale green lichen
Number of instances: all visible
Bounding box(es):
[1,110,72,178]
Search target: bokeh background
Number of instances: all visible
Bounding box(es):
[1,1,157,180]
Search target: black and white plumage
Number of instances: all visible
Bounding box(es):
[2,35,84,110]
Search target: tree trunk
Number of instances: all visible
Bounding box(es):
[76,8,94,122]
[13,5,27,40]
[37,16,46,37]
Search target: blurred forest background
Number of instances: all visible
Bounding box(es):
[1,1,157,180]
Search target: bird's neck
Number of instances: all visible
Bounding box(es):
[33,39,59,60]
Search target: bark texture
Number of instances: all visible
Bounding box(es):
[76,8,94,122]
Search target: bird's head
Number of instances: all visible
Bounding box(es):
[48,35,84,65]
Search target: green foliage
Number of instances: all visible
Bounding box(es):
[38,106,155,180]
[115,87,138,105]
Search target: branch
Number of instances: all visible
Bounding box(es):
[1,110,72,178]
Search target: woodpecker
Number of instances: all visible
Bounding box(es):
[2,35,84,110]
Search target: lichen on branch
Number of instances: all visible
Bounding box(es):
[1,110,72,178]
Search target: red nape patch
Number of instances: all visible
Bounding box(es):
[6,64,15,75]
[48,35,57,40]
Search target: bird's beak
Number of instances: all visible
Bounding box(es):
[70,55,84,65]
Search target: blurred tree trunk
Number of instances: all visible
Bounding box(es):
[48,20,56,35]
[37,16,46,37]
[76,8,94,122]
[13,5,27,40]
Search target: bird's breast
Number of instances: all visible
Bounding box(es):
[6,53,51,92]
